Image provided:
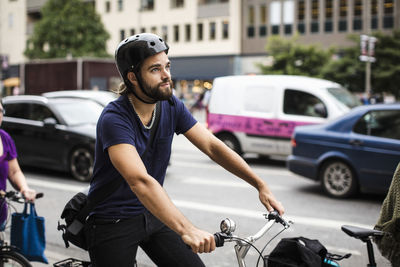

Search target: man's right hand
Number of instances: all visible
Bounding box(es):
[181,227,216,253]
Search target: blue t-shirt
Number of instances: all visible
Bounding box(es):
[88,94,196,219]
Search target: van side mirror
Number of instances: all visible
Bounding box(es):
[43,117,57,128]
[314,103,327,118]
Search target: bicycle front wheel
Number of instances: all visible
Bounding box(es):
[0,251,32,267]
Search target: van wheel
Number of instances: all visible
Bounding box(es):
[319,160,358,198]
[219,134,242,155]
[69,147,94,182]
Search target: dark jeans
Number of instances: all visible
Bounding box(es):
[86,210,205,267]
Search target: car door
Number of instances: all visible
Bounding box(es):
[2,102,35,164]
[278,89,328,155]
[351,109,400,192]
[26,103,68,167]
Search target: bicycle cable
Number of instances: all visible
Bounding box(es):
[255,227,288,267]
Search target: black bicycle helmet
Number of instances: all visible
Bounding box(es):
[115,33,169,103]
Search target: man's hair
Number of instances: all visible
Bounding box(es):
[112,82,129,96]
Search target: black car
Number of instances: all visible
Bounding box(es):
[2,95,104,182]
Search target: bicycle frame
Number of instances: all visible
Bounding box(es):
[233,219,277,267]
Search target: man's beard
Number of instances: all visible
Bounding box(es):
[142,78,174,101]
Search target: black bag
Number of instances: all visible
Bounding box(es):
[57,101,162,250]
[58,190,89,250]
[265,237,327,267]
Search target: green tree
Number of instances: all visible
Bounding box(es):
[24,0,110,59]
[258,35,332,78]
[322,31,400,99]
[372,30,400,99]
[321,35,365,93]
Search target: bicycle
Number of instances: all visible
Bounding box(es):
[0,190,43,267]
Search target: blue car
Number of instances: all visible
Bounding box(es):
[287,103,400,198]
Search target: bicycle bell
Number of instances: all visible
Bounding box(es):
[220,218,236,235]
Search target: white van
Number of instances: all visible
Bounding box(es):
[206,75,361,158]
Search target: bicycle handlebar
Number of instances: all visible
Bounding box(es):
[214,210,290,248]
[0,190,44,203]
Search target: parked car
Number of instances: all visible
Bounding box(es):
[42,90,118,107]
[1,95,104,182]
[287,103,400,198]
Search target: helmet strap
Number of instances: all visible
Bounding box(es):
[126,70,157,104]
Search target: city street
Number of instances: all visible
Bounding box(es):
[20,133,390,267]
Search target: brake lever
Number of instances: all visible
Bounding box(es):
[266,211,292,228]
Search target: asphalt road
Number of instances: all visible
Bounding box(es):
[17,132,391,267]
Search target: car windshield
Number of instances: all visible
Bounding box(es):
[327,87,361,108]
[51,99,104,125]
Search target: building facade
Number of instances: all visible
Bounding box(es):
[0,0,399,96]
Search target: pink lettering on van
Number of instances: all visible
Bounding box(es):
[207,114,312,139]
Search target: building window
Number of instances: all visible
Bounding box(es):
[162,25,168,42]
[130,29,135,36]
[185,24,191,42]
[298,0,305,21]
[383,0,394,28]
[141,0,154,11]
[371,0,378,29]
[248,5,255,38]
[353,0,362,30]
[171,0,184,8]
[118,0,123,11]
[247,26,255,37]
[105,1,111,12]
[120,29,125,41]
[338,0,347,32]
[270,1,281,35]
[325,0,333,32]
[259,4,267,36]
[197,23,203,41]
[260,4,267,24]
[297,0,305,34]
[248,6,255,25]
[209,22,216,40]
[174,25,179,42]
[151,26,157,34]
[283,0,294,35]
[222,20,229,39]
[310,0,319,33]
[140,27,146,33]
[259,25,267,36]
[339,0,347,17]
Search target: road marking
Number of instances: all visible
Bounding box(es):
[182,176,289,191]
[27,178,86,192]
[173,200,373,230]
[170,161,292,176]
[27,178,372,230]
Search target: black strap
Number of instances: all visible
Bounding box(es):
[73,101,162,225]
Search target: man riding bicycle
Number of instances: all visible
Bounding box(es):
[86,33,284,267]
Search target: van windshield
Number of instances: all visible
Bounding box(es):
[327,87,361,108]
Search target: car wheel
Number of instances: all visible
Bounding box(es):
[320,160,358,198]
[218,133,242,155]
[69,147,94,182]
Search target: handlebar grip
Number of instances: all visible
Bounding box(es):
[35,193,44,199]
[214,233,225,247]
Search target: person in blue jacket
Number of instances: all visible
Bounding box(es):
[86,33,285,267]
